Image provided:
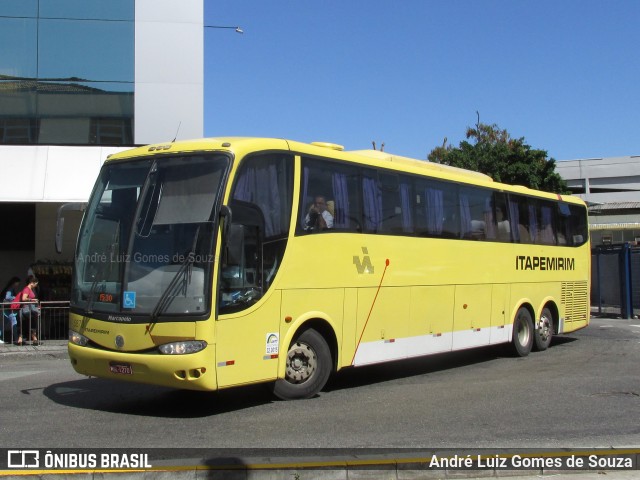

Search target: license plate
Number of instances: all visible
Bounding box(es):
[109,362,133,375]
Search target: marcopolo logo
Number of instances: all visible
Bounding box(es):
[8,450,40,468]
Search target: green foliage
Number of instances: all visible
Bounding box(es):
[428,121,568,194]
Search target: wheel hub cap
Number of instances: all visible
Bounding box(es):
[285,342,317,384]
[538,315,551,341]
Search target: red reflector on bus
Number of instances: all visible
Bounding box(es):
[263,354,278,360]
[217,360,235,367]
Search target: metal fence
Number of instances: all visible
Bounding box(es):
[1,300,69,344]
[592,243,640,319]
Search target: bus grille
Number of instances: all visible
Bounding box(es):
[561,281,589,322]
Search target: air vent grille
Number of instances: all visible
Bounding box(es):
[561,281,589,322]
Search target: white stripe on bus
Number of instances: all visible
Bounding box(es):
[352,325,512,366]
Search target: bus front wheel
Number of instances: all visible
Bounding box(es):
[272,328,332,400]
[511,307,534,357]
[533,307,554,351]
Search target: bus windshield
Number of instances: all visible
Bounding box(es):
[72,154,230,320]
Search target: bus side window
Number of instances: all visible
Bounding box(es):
[219,222,262,312]
[221,224,248,288]
[557,202,573,245]
[505,196,530,244]
[539,202,557,245]
[222,152,293,314]
[460,187,496,241]
[441,184,460,239]
[299,158,362,233]
[569,204,588,245]
[494,194,510,242]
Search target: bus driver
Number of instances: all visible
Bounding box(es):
[304,195,334,232]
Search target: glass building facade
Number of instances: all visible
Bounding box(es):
[0,0,134,145]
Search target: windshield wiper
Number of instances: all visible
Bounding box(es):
[147,226,200,329]
[85,277,101,315]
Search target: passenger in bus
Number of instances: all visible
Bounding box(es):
[469,220,485,240]
[497,206,511,241]
[517,223,531,243]
[304,196,334,232]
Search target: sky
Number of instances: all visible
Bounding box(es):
[204,0,639,162]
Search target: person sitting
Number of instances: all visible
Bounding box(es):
[496,206,511,242]
[304,195,334,232]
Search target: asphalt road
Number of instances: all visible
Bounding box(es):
[1,317,639,449]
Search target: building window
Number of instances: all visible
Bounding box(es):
[0,0,134,146]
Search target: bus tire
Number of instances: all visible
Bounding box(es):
[272,328,332,400]
[533,307,554,351]
[511,307,534,357]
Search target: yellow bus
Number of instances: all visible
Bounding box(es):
[67,137,590,399]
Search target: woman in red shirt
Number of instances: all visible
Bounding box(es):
[18,276,40,345]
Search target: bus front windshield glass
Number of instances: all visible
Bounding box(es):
[72,154,229,319]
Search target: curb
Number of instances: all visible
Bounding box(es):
[0,340,68,357]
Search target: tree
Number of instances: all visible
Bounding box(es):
[428,119,568,194]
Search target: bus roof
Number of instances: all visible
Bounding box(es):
[348,149,493,182]
[105,137,582,205]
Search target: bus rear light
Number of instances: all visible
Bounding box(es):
[69,330,89,346]
[158,340,207,355]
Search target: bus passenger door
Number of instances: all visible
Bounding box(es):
[215,294,281,388]
[215,203,280,387]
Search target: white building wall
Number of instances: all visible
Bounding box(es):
[134,0,204,144]
[0,146,126,202]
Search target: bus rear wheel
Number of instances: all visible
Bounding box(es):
[272,328,332,400]
[511,307,534,357]
[533,307,554,351]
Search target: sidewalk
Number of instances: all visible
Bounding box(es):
[0,338,68,357]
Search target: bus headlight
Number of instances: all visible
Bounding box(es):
[158,340,207,355]
[69,330,89,346]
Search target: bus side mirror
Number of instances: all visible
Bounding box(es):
[219,205,232,251]
[56,202,86,254]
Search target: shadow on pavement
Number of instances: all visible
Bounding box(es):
[43,378,274,418]
[42,336,579,418]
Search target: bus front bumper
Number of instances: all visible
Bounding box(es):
[68,342,218,391]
